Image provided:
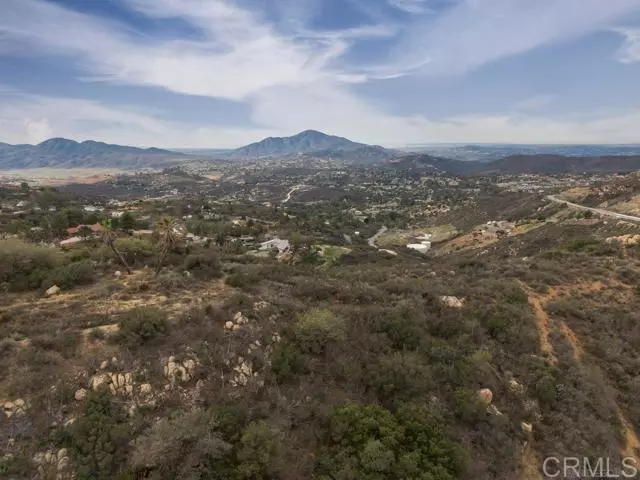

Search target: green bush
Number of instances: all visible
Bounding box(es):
[225,269,262,289]
[561,237,619,256]
[294,308,346,354]
[235,421,283,480]
[42,260,94,290]
[535,374,558,408]
[156,270,188,290]
[184,249,222,279]
[271,340,307,384]
[366,352,433,405]
[113,237,155,265]
[115,306,168,347]
[0,239,61,291]
[317,403,466,480]
[68,248,92,262]
[31,331,81,358]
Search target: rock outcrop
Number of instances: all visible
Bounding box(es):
[2,398,27,418]
[477,388,493,406]
[225,311,249,332]
[440,296,465,308]
[90,372,135,396]
[33,448,72,480]
[163,354,199,387]
[45,285,61,297]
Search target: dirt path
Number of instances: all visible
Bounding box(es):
[618,407,640,463]
[521,279,640,469]
[525,290,558,365]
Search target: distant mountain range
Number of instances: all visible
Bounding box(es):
[387,153,640,175]
[403,143,640,162]
[0,138,183,169]
[2,133,640,174]
[222,130,395,162]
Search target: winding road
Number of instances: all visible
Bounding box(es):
[283,185,304,203]
[368,225,388,247]
[547,195,640,223]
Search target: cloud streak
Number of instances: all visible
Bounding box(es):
[394,0,640,75]
[614,28,640,63]
[4,88,640,148]
[1,0,640,146]
[387,0,431,14]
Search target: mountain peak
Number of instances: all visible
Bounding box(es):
[226,130,389,161]
[294,129,327,137]
[37,137,79,147]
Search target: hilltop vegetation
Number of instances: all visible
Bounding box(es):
[1,167,640,479]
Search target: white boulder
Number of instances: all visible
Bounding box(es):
[45,285,61,297]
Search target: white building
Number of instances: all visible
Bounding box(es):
[259,238,290,254]
[407,242,431,254]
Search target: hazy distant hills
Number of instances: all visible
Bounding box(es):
[478,154,640,174]
[405,144,640,162]
[0,138,183,169]
[387,154,474,174]
[2,133,640,173]
[223,130,395,162]
[388,153,640,174]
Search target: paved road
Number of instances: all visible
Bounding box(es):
[547,195,640,223]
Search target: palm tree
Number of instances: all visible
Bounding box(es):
[100,219,131,274]
[154,216,186,276]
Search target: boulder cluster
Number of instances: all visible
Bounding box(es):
[225,311,249,331]
[477,381,536,436]
[163,354,199,387]
[2,398,27,418]
[33,448,71,480]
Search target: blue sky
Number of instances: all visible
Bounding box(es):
[1,0,640,148]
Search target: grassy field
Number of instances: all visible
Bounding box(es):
[0,168,135,186]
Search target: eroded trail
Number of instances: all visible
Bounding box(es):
[521,280,640,470]
[525,290,558,365]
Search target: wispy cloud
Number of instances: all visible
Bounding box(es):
[5,87,640,148]
[1,0,640,147]
[0,0,406,100]
[513,94,555,111]
[614,27,640,63]
[0,89,275,147]
[394,0,640,75]
[388,0,431,14]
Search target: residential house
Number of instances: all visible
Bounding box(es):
[259,238,290,254]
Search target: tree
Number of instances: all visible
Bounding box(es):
[77,225,93,239]
[317,403,467,480]
[120,212,136,232]
[100,219,131,274]
[65,390,131,480]
[154,216,186,276]
[235,421,283,479]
